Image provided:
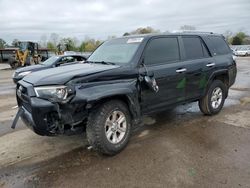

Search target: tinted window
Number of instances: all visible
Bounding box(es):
[76,56,86,61]
[209,36,230,55]
[59,56,76,64]
[183,37,203,59]
[144,37,180,65]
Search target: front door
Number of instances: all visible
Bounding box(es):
[140,37,187,113]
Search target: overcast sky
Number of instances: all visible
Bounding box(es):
[0,0,249,44]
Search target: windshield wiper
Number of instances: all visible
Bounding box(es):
[87,61,115,65]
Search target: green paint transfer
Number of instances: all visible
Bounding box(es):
[199,73,208,89]
[176,78,186,89]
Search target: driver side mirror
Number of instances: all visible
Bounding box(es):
[144,76,159,93]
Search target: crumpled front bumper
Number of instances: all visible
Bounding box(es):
[20,97,59,136]
[14,80,87,136]
[21,106,51,136]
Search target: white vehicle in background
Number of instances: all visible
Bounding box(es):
[234,47,250,56]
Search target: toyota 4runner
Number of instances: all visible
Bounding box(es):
[12,33,237,155]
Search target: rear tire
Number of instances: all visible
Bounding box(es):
[86,100,131,155]
[199,80,227,115]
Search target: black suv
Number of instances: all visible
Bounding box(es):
[13,33,237,155]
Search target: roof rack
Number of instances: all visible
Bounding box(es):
[171,30,214,34]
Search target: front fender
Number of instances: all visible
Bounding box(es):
[71,79,141,122]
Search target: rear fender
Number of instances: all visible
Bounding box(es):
[203,69,229,97]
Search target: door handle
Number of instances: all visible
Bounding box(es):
[176,68,187,73]
[206,63,215,67]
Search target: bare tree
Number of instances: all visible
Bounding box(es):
[0,39,7,48]
[49,33,60,47]
[223,30,233,44]
[125,27,160,36]
[11,39,19,47]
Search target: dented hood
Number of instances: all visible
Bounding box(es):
[23,63,119,86]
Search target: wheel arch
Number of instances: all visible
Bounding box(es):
[86,94,141,125]
[205,70,229,98]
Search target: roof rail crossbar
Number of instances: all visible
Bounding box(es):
[172,30,213,34]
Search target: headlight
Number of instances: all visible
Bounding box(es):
[18,71,32,77]
[34,85,68,101]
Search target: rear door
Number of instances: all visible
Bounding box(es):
[203,36,233,86]
[180,36,214,100]
[140,36,187,113]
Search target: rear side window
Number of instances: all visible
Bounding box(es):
[144,37,180,65]
[209,36,231,55]
[182,37,204,60]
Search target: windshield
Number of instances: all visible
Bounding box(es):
[41,56,59,65]
[88,38,143,64]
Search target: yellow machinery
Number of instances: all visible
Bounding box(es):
[10,41,39,68]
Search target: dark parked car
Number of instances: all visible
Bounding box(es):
[12,33,237,155]
[12,55,87,83]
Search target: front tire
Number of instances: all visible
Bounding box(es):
[86,100,131,155]
[199,80,227,115]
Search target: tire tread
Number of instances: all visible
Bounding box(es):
[86,100,131,155]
